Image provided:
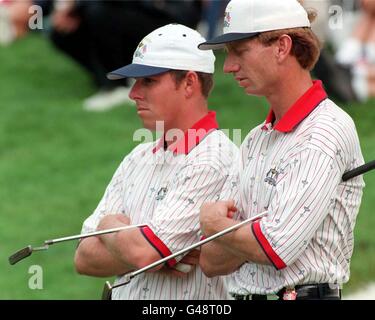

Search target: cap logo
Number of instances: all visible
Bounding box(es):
[224,10,231,28]
[224,4,232,29]
[134,38,150,60]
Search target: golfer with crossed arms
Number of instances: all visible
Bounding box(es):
[199,0,365,300]
[74,24,238,300]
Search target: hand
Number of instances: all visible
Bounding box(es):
[160,250,201,277]
[200,200,237,237]
[180,249,200,266]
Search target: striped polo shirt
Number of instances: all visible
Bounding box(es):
[82,111,238,299]
[229,81,365,295]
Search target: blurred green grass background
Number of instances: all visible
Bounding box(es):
[0,34,374,299]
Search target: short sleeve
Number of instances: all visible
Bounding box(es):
[252,148,343,269]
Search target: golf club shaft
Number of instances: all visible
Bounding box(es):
[342,160,375,181]
[112,211,267,289]
[45,224,147,245]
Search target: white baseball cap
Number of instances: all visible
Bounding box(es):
[199,0,310,50]
[108,24,215,79]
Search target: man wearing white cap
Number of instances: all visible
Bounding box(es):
[199,0,365,300]
[74,23,237,299]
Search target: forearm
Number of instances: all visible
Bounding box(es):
[74,237,135,277]
[224,224,271,265]
[200,241,245,277]
[100,228,164,271]
[95,214,147,270]
[206,217,271,266]
[96,215,163,271]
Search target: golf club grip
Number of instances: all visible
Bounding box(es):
[342,160,375,181]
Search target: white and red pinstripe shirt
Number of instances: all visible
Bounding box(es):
[229,81,365,295]
[82,111,238,299]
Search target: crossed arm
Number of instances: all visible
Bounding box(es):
[74,214,165,277]
[75,214,199,278]
[199,148,350,276]
[199,201,272,277]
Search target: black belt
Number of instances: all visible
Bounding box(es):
[232,294,268,300]
[232,283,341,300]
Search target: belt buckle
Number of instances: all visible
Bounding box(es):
[283,287,298,300]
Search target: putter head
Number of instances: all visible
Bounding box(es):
[101,274,132,300]
[101,281,112,300]
[8,245,49,265]
[9,246,33,265]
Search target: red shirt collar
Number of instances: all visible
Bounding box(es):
[263,80,327,132]
[152,111,219,155]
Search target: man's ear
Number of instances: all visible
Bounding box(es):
[275,34,293,63]
[184,71,199,98]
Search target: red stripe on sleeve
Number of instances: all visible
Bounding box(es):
[252,221,287,270]
[140,226,177,267]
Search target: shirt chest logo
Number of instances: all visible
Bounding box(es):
[264,168,279,187]
[156,187,168,201]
